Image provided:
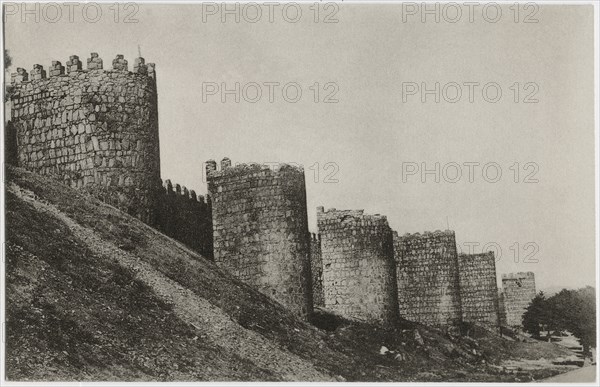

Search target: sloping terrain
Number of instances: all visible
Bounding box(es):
[4,166,575,382]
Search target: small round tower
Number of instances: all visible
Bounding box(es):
[206,159,312,318]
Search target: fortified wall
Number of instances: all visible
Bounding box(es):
[206,158,312,317]
[8,53,160,223]
[310,233,325,308]
[394,230,462,326]
[501,272,536,327]
[498,289,507,325]
[317,208,398,325]
[155,179,213,258]
[7,53,215,257]
[458,252,500,326]
[6,53,536,330]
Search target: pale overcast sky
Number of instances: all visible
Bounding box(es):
[4,3,596,290]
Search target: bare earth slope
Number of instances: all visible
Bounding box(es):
[4,166,575,382]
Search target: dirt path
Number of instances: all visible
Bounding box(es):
[541,366,597,383]
[9,182,334,382]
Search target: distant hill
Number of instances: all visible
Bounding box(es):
[4,166,574,382]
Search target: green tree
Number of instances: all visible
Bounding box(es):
[524,287,596,356]
[522,291,548,338]
[4,49,12,69]
[5,49,15,102]
[565,287,596,354]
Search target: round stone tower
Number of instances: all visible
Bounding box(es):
[206,159,312,318]
[394,230,463,326]
[317,208,399,325]
[8,53,160,223]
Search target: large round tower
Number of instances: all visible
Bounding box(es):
[8,53,160,223]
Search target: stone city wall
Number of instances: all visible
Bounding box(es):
[155,179,213,258]
[310,232,325,308]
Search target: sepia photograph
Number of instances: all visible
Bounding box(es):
[1,1,598,385]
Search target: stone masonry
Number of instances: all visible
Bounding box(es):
[317,208,399,325]
[310,233,325,308]
[498,289,507,326]
[394,230,462,326]
[6,53,538,330]
[206,159,313,318]
[458,252,500,326]
[501,272,536,327]
[8,53,160,223]
[155,179,213,259]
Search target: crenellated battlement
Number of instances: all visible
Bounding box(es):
[161,179,207,205]
[316,207,389,228]
[155,179,213,259]
[10,53,156,86]
[206,157,304,179]
[397,229,455,240]
[459,251,495,257]
[501,271,535,280]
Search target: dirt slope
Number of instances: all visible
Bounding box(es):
[4,166,574,382]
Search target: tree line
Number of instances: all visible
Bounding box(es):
[522,286,596,356]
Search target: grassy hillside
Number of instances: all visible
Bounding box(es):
[4,166,574,382]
